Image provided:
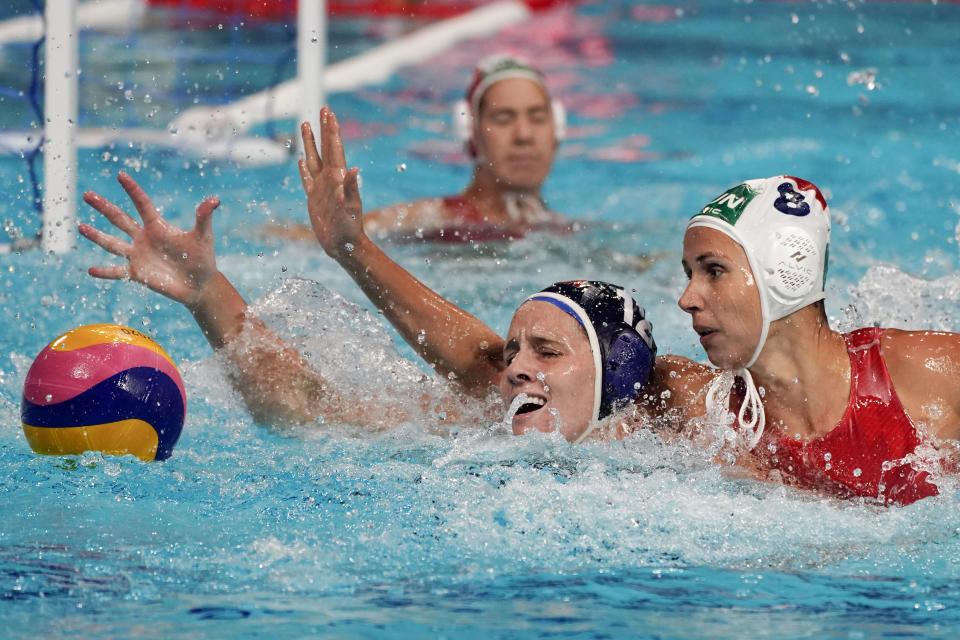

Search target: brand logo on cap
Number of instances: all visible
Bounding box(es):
[774,182,810,216]
[695,183,758,225]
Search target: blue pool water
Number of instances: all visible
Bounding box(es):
[3,1,960,637]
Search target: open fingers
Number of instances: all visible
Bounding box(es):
[78,222,132,258]
[82,190,141,238]
[343,167,361,205]
[88,264,130,281]
[116,171,163,226]
[298,158,313,193]
[319,107,347,170]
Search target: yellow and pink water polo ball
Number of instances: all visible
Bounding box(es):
[21,324,186,461]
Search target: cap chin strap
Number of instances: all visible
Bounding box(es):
[728,321,769,450]
[503,192,551,224]
[690,219,770,451]
[706,366,765,450]
[707,314,768,451]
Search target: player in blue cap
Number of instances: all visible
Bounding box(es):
[297,107,960,505]
[79,170,655,443]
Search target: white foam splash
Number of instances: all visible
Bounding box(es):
[500,393,531,432]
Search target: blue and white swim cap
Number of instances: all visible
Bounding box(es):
[524,281,656,442]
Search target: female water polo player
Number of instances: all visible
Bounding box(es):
[679,176,960,504]
[270,53,571,244]
[300,108,960,505]
[78,173,656,443]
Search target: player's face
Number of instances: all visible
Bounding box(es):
[679,226,764,369]
[499,301,596,442]
[475,78,557,191]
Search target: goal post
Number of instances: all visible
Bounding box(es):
[42,0,79,254]
[297,0,326,154]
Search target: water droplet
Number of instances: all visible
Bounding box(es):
[396,163,407,172]
[823,452,831,461]
[852,468,862,477]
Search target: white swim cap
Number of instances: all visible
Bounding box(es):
[687,175,831,368]
[689,176,831,450]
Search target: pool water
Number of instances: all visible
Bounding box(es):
[3,1,960,637]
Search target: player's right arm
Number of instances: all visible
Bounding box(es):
[299,108,505,395]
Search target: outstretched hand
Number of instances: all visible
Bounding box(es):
[79,171,221,309]
[299,107,364,260]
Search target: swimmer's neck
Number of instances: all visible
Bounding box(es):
[465,166,544,208]
[462,181,546,224]
[747,305,850,438]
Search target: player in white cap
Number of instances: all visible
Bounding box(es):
[679,175,960,504]
[272,53,570,243]
[298,112,960,505]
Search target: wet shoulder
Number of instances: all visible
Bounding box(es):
[881,328,960,436]
[364,197,450,234]
[642,355,717,414]
[880,328,960,375]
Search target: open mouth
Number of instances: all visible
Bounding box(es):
[514,396,546,415]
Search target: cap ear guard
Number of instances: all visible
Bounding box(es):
[601,329,655,418]
[451,98,567,158]
[452,98,473,150]
[760,226,821,306]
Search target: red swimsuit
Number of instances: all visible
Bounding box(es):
[756,327,939,505]
[410,196,573,243]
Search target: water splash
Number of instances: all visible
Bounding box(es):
[500,392,530,433]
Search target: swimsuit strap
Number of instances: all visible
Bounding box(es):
[843,325,883,353]
[842,326,883,401]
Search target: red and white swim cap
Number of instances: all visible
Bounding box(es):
[453,53,566,155]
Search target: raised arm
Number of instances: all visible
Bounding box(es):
[78,171,370,427]
[299,107,505,395]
